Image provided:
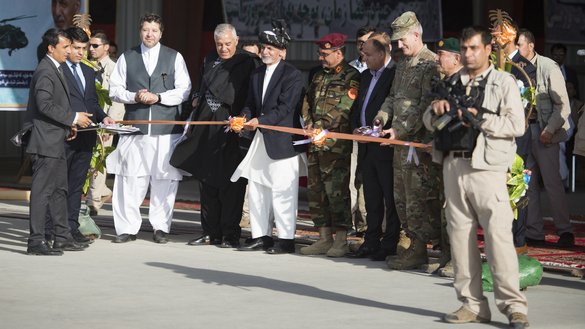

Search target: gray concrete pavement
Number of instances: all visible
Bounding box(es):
[0,200,584,329]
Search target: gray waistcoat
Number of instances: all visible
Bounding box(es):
[124,45,180,135]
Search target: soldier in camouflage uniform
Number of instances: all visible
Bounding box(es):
[300,33,360,257]
[373,12,440,270]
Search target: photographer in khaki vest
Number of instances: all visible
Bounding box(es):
[424,26,529,328]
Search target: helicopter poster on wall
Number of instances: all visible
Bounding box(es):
[0,0,87,111]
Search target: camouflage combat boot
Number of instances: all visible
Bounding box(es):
[301,227,333,255]
[396,230,411,256]
[387,237,428,270]
[387,231,412,263]
[438,260,454,278]
[326,229,349,257]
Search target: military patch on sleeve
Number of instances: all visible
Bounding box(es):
[347,87,358,100]
[349,80,359,89]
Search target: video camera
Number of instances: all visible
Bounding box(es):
[429,76,486,134]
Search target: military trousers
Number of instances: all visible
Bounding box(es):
[444,154,527,317]
[393,146,440,243]
[307,151,352,229]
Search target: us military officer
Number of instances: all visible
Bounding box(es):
[300,33,360,258]
[374,11,440,270]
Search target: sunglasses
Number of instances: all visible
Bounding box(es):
[89,44,103,49]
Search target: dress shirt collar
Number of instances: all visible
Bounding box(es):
[369,58,392,78]
[65,59,77,70]
[507,49,519,60]
[98,56,110,68]
[46,54,62,70]
[141,42,160,55]
[265,59,280,74]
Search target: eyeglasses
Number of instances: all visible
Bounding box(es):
[89,44,103,49]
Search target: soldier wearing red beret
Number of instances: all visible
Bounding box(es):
[300,33,360,257]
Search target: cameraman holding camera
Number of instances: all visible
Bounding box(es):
[423,26,529,328]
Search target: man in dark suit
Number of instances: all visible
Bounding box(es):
[349,33,400,261]
[25,28,93,255]
[231,20,305,254]
[49,27,114,243]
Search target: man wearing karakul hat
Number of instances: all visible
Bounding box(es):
[231,20,306,254]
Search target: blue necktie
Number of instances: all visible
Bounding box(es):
[71,63,85,94]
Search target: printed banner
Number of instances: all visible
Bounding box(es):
[224,0,442,41]
[0,0,87,111]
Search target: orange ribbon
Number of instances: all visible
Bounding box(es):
[116,120,431,150]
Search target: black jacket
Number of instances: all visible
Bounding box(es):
[170,51,257,187]
[242,60,306,160]
[25,56,76,158]
[350,61,396,162]
[63,62,108,151]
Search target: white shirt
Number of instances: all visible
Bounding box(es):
[507,49,519,60]
[109,42,191,106]
[262,60,280,103]
[46,55,78,125]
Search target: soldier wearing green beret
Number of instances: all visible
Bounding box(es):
[428,37,464,277]
[300,33,360,257]
[373,11,440,270]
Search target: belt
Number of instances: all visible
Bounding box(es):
[451,151,472,159]
[528,118,538,124]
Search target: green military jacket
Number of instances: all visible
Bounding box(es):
[301,61,360,153]
[375,45,438,143]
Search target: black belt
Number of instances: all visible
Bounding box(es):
[451,151,472,158]
[528,118,538,124]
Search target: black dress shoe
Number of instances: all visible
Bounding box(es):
[72,230,92,244]
[525,237,546,247]
[187,235,210,245]
[187,235,221,245]
[266,239,295,254]
[370,248,393,261]
[27,241,63,256]
[556,232,575,248]
[52,240,89,251]
[219,237,241,248]
[348,245,378,259]
[153,230,169,244]
[113,234,137,243]
[237,236,274,251]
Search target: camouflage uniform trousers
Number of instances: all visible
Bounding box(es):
[393,146,441,243]
[307,150,352,229]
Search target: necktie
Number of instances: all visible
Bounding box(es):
[58,65,65,80]
[71,63,85,93]
[96,62,104,84]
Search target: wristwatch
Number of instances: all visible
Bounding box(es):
[156,94,162,104]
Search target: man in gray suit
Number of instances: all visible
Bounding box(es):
[25,28,93,255]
